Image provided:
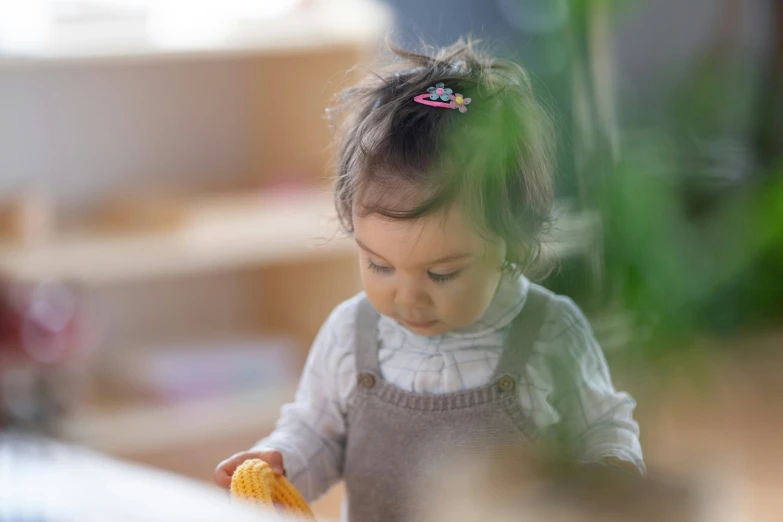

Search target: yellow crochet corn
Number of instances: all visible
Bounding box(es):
[230,459,315,521]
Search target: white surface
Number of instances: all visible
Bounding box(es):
[0,0,392,67]
[0,432,277,521]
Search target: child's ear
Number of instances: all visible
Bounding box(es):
[501,243,524,273]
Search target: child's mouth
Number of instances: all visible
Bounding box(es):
[403,319,439,329]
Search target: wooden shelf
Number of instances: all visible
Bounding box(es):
[0,189,356,285]
[63,383,297,456]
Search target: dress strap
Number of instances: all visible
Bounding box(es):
[492,285,551,378]
[354,296,382,373]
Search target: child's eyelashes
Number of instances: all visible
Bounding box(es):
[367,260,460,284]
[368,260,394,275]
[427,270,461,284]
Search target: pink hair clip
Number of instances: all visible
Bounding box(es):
[413,82,472,113]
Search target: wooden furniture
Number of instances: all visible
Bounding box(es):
[0,2,387,509]
[0,191,52,246]
[0,190,353,285]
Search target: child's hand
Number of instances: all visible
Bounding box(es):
[213,449,284,490]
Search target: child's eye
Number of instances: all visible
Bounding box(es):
[368,260,393,275]
[428,270,460,284]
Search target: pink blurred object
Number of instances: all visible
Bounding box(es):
[0,279,84,366]
[0,278,89,431]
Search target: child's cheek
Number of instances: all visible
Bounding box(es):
[443,271,501,328]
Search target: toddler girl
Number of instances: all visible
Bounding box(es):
[215,40,644,521]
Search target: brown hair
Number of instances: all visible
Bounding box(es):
[330,39,556,276]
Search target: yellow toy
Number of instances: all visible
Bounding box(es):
[230,459,315,521]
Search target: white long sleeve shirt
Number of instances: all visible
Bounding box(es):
[258,276,644,502]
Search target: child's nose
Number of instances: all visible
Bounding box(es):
[395,282,430,309]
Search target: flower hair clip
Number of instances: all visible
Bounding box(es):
[413,82,471,113]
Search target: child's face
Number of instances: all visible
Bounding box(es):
[353,205,506,336]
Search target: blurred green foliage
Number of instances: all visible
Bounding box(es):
[605,137,783,350]
[565,0,783,361]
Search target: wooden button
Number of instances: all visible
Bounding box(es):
[358,373,376,389]
[498,376,516,392]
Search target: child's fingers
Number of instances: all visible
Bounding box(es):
[262,451,286,476]
[214,453,247,489]
[236,450,285,476]
[214,465,234,490]
[214,451,285,489]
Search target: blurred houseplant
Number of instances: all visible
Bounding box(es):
[569,0,783,363]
